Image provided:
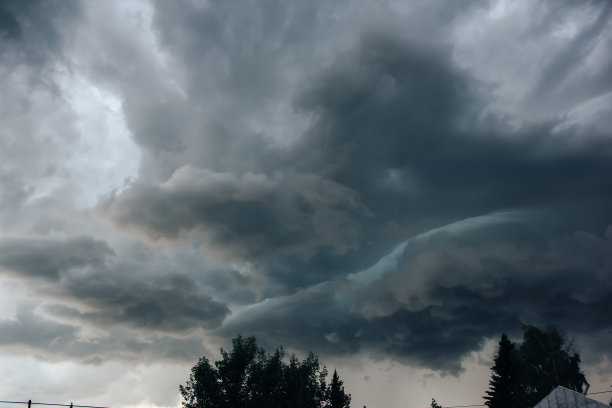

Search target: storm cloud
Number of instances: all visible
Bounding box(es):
[1,0,611,407]
[101,32,612,295]
[0,236,229,335]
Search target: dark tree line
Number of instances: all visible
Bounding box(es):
[180,335,351,408]
[484,325,588,408]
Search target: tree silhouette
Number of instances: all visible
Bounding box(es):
[484,325,589,408]
[284,352,328,408]
[215,335,258,408]
[179,356,221,408]
[246,347,286,408]
[518,325,588,407]
[484,334,521,408]
[328,369,351,408]
[180,334,351,408]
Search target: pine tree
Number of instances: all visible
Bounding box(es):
[484,334,521,408]
[328,369,351,408]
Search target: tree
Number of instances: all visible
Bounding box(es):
[328,370,351,408]
[518,325,588,407]
[179,356,221,408]
[284,352,328,408]
[483,325,589,408]
[215,335,259,408]
[246,347,286,408]
[180,335,351,408]
[430,398,442,408]
[484,334,521,408]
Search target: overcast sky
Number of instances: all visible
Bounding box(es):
[1,1,612,407]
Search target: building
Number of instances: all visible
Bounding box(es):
[533,386,609,408]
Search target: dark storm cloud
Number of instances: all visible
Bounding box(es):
[0,236,114,280]
[48,270,229,333]
[2,0,612,378]
[102,33,612,288]
[0,0,78,63]
[99,23,612,371]
[99,167,372,289]
[137,0,475,180]
[220,214,612,374]
[0,236,229,334]
[290,33,612,213]
[0,304,211,363]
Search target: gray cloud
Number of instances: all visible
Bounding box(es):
[0,0,79,75]
[0,303,212,364]
[220,214,612,374]
[0,236,114,280]
[92,13,612,374]
[527,1,612,116]
[99,166,373,290]
[50,270,229,333]
[101,32,612,296]
[1,0,612,386]
[0,236,229,335]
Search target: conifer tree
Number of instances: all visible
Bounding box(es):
[484,334,521,408]
[328,369,351,408]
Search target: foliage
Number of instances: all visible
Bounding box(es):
[180,334,351,408]
[484,325,589,408]
[430,398,443,408]
[328,370,351,408]
[180,356,221,408]
[518,325,588,406]
[484,334,521,408]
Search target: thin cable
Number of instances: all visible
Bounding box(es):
[0,401,109,408]
[33,403,110,408]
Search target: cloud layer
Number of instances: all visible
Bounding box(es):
[1,2,611,406]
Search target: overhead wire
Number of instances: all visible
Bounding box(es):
[0,401,109,408]
[1,390,610,408]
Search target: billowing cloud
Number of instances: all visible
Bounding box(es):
[0,236,229,336]
[220,213,612,373]
[0,236,114,280]
[101,32,612,298]
[0,303,212,364]
[1,0,612,407]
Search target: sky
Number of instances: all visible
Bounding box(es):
[0,0,611,407]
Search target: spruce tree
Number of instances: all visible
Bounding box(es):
[484,334,521,408]
[328,369,351,408]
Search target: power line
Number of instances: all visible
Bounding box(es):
[0,401,109,408]
[587,390,612,395]
[3,391,610,408]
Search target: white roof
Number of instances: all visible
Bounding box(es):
[533,386,609,408]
